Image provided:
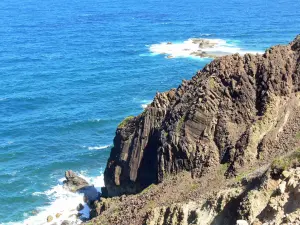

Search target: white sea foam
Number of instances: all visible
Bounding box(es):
[141,104,148,109]
[2,173,104,225]
[87,145,110,150]
[140,100,152,109]
[148,38,264,59]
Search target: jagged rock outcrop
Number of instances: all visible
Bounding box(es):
[103,35,300,197]
[64,170,100,206]
[144,165,300,225]
[87,151,300,225]
[63,170,89,192]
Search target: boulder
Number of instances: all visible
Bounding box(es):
[63,170,89,192]
[78,185,100,205]
[61,221,71,225]
[47,215,53,223]
[77,203,84,211]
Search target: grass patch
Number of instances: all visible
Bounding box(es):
[189,182,198,191]
[209,77,216,89]
[145,200,156,211]
[235,171,248,183]
[118,116,134,128]
[218,163,229,176]
[271,149,300,178]
[140,183,156,195]
[295,132,300,140]
[176,115,186,133]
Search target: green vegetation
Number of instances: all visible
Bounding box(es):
[189,182,198,191]
[140,183,156,195]
[209,77,216,89]
[176,115,186,133]
[145,200,156,210]
[218,163,229,176]
[295,131,300,140]
[235,171,249,183]
[163,131,168,138]
[271,149,300,172]
[118,116,134,128]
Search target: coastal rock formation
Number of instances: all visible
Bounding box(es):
[103,35,300,197]
[88,153,300,225]
[144,165,300,225]
[63,170,89,192]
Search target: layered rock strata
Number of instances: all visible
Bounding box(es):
[103,36,300,198]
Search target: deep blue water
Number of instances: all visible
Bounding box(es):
[1,0,300,223]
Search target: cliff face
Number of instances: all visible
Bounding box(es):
[103,36,300,197]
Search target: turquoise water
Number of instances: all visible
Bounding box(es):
[1,0,300,223]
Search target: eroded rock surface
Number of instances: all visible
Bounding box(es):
[144,166,300,225]
[63,170,89,192]
[103,35,300,197]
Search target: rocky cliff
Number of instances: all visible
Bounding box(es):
[103,35,300,198]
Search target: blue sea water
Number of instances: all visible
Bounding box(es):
[1,0,300,223]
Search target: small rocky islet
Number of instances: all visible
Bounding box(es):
[58,35,300,225]
[164,38,230,59]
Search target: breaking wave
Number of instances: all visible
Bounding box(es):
[1,173,104,225]
[148,38,264,59]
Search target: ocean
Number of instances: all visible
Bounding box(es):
[1,0,300,224]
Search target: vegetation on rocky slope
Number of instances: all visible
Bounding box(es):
[87,36,300,225]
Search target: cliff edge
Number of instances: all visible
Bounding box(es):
[103,35,300,198]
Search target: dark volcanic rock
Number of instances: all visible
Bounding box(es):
[103,35,300,197]
[77,203,84,211]
[63,170,89,192]
[79,185,100,205]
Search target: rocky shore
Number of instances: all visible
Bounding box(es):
[44,170,101,225]
[60,35,300,225]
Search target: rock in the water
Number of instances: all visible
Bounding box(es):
[47,215,53,223]
[63,170,89,192]
[77,203,84,211]
[78,185,100,205]
[55,213,62,218]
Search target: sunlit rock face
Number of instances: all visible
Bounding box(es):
[103,36,300,197]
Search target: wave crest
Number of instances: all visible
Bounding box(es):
[2,173,104,225]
